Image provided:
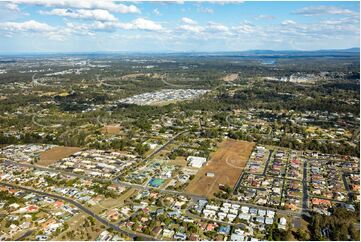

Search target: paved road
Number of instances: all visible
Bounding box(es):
[278,152,290,207]
[0,182,156,241]
[341,173,353,203]
[232,172,247,195]
[262,150,274,176]
[141,130,189,163]
[32,114,62,128]
[302,159,309,211]
[15,229,34,241]
[2,160,104,183]
[2,159,305,218]
[160,76,190,88]
[225,114,242,129]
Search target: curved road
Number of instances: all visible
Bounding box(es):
[32,114,62,128]
[0,182,156,241]
[2,158,304,217]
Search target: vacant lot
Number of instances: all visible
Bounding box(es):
[121,73,151,80]
[168,156,188,167]
[101,124,122,134]
[185,139,255,197]
[38,146,81,166]
[222,73,239,82]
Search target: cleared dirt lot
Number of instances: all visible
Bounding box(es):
[38,146,81,166]
[101,124,122,135]
[168,156,188,167]
[185,139,255,197]
[222,73,239,82]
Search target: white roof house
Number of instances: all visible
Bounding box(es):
[223,202,232,208]
[279,217,287,225]
[220,207,229,213]
[231,204,240,209]
[229,208,239,215]
[266,210,275,218]
[203,209,216,217]
[241,206,250,214]
[218,212,227,220]
[239,213,251,221]
[265,217,274,225]
[162,229,174,238]
[256,216,265,223]
[278,217,287,230]
[231,233,245,241]
[227,213,237,221]
[205,204,219,211]
[258,209,266,217]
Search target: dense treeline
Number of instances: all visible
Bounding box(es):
[226,81,360,115]
[306,207,360,241]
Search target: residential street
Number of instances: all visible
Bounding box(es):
[0,182,156,241]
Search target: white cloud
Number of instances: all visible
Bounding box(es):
[207,22,229,33]
[233,23,254,34]
[13,0,140,14]
[153,8,160,16]
[179,19,229,35]
[209,1,244,5]
[255,14,276,20]
[40,8,118,21]
[0,20,54,32]
[178,17,205,34]
[179,24,204,33]
[197,7,214,14]
[181,17,197,25]
[293,6,356,16]
[131,18,163,31]
[4,3,20,12]
[282,20,297,25]
[66,18,163,32]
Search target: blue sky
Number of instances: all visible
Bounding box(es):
[0,0,359,53]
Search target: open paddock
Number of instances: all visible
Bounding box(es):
[185,139,255,197]
[38,146,81,166]
[101,124,122,135]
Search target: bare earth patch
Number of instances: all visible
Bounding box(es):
[38,146,81,166]
[121,73,152,80]
[101,124,122,135]
[168,156,188,167]
[222,73,239,82]
[185,139,255,198]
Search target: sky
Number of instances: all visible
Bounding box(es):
[0,0,359,53]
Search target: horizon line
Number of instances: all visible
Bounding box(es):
[0,47,359,56]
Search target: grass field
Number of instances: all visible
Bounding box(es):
[38,146,81,166]
[185,139,255,197]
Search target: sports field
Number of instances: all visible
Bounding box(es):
[185,139,255,197]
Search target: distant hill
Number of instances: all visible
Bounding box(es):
[174,48,360,58]
[0,48,359,59]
